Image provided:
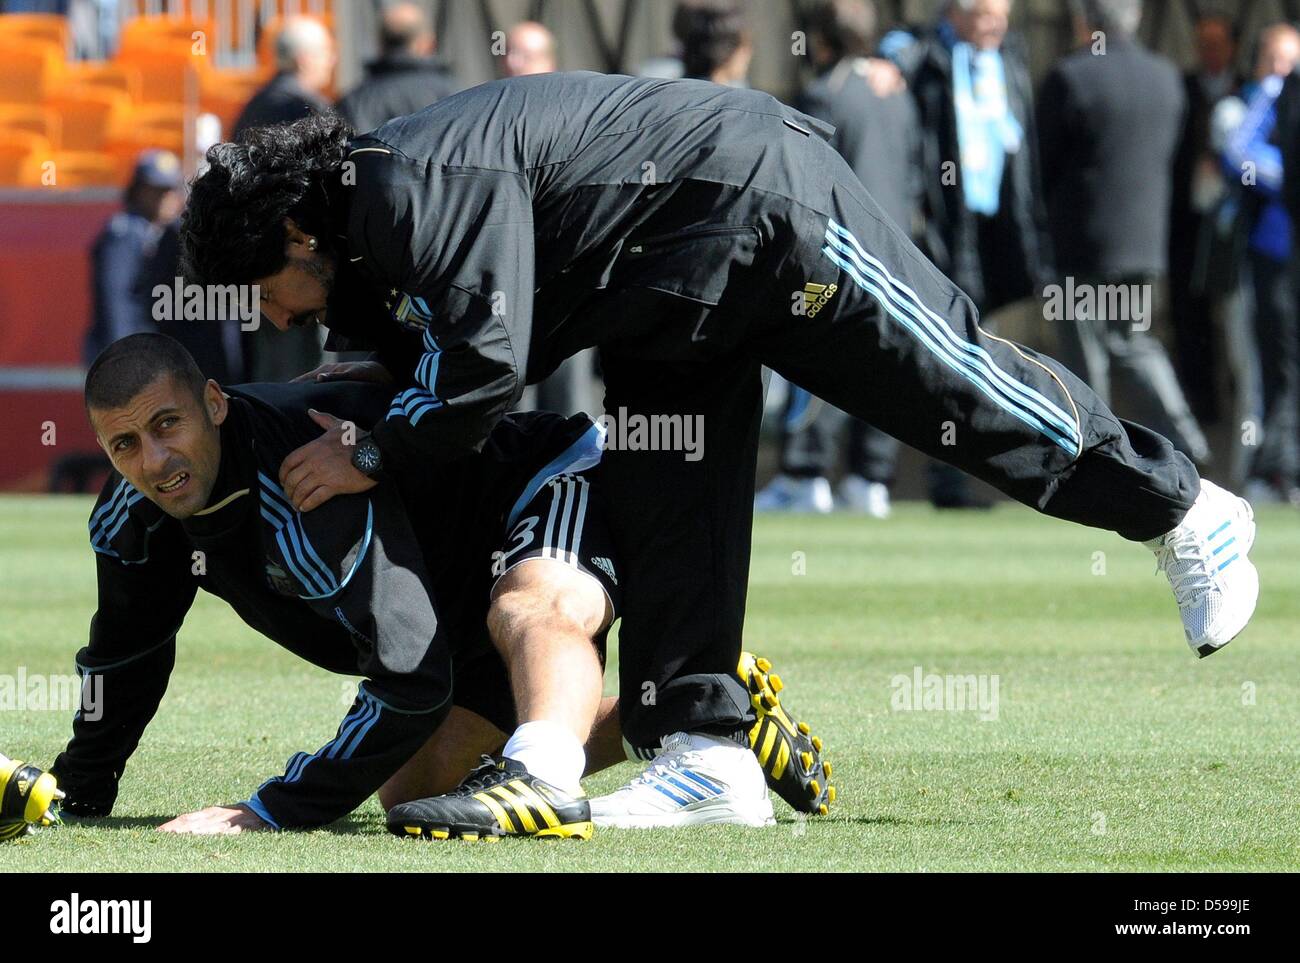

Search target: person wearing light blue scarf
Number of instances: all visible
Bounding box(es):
[951,38,1023,215]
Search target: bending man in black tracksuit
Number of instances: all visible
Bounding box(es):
[182,70,1260,829]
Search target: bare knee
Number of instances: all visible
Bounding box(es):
[488,559,610,658]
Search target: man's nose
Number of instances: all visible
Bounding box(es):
[140,435,172,478]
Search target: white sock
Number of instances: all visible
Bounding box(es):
[502,720,586,796]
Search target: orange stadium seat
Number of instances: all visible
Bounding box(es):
[118,15,219,62]
[0,13,69,52]
[62,62,144,103]
[0,41,64,105]
[106,103,188,168]
[116,42,212,104]
[44,87,131,152]
[0,130,50,186]
[123,102,188,133]
[0,105,61,148]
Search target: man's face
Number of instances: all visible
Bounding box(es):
[90,376,227,520]
[1197,19,1234,76]
[953,0,1010,51]
[298,35,337,93]
[135,184,183,225]
[1256,29,1300,81]
[504,25,556,76]
[255,235,335,333]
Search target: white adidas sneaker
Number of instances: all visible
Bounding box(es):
[1145,479,1259,657]
[754,475,834,514]
[589,732,776,829]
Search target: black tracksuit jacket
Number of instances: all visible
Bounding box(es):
[320,70,837,472]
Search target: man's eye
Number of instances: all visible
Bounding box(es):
[159,417,178,430]
[114,439,132,452]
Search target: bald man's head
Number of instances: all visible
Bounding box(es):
[1256,22,1300,80]
[504,21,556,76]
[381,2,435,57]
[275,16,336,92]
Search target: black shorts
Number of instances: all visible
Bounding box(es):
[450,464,622,735]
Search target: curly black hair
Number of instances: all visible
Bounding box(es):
[180,112,353,287]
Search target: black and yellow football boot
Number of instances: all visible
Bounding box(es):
[387,756,593,841]
[738,652,835,816]
[0,754,63,842]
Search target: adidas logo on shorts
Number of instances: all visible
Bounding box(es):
[590,556,618,584]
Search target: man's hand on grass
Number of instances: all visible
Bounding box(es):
[157,804,268,835]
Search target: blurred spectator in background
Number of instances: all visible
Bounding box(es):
[234,15,335,384]
[1215,23,1300,504]
[82,150,182,365]
[503,20,558,77]
[1038,0,1210,466]
[1169,11,1242,423]
[885,0,1043,507]
[674,0,752,86]
[236,16,336,134]
[757,0,916,516]
[337,1,457,132]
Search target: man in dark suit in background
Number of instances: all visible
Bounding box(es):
[1037,0,1210,465]
[336,2,458,133]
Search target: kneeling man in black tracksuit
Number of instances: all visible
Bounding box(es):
[51,333,821,836]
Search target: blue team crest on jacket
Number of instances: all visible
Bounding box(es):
[391,293,432,331]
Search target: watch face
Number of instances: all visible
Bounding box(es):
[353,440,381,475]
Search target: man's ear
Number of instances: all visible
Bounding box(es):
[283,217,313,253]
[204,379,229,427]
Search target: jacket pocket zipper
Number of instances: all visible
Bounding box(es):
[624,224,760,258]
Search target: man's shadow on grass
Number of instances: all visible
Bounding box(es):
[60,814,373,835]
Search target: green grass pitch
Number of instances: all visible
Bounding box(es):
[2,493,1297,872]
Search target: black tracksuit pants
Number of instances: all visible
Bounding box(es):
[606,132,1201,754]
